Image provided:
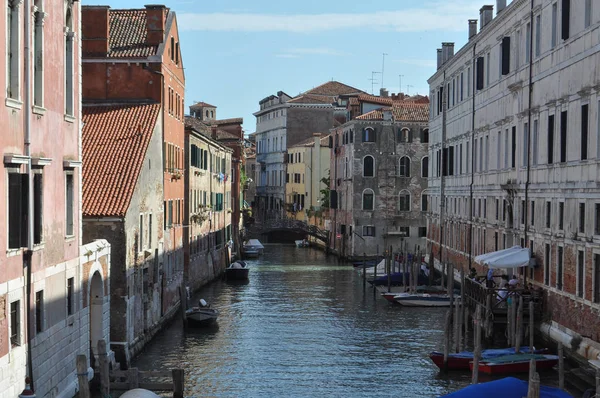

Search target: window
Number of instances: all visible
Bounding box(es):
[532,120,538,166]
[398,191,410,212]
[515,30,521,67]
[65,8,74,115]
[525,22,531,63]
[579,203,586,234]
[595,203,600,235]
[33,2,44,107]
[398,128,410,143]
[363,156,374,177]
[585,0,592,28]
[535,15,541,58]
[559,202,564,230]
[511,127,516,167]
[476,57,484,90]
[557,246,564,290]
[421,156,429,177]
[175,42,180,64]
[530,201,535,226]
[522,122,528,167]
[418,227,427,238]
[362,128,375,142]
[561,0,570,40]
[32,173,43,244]
[577,250,585,298]
[7,0,20,100]
[66,173,74,236]
[363,226,375,237]
[8,173,28,249]
[421,193,429,212]
[548,115,555,164]
[551,3,558,48]
[35,290,44,334]
[362,189,374,211]
[504,129,509,168]
[521,200,526,225]
[399,156,410,177]
[139,214,144,251]
[399,227,410,237]
[582,104,589,160]
[486,52,490,86]
[546,202,551,228]
[501,37,511,75]
[10,301,20,347]
[67,277,74,316]
[545,243,551,285]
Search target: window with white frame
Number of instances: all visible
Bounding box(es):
[65,8,74,116]
[362,226,375,237]
[33,1,45,107]
[362,128,375,143]
[6,0,20,100]
[398,191,410,212]
[362,189,374,211]
[398,156,410,177]
[363,156,374,177]
[66,173,74,236]
[421,156,428,177]
[577,249,585,298]
[10,300,20,347]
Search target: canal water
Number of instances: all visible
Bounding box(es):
[132,245,571,398]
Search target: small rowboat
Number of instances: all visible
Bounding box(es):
[394,293,459,307]
[429,347,548,371]
[470,353,559,375]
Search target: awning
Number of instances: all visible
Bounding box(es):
[474,246,530,269]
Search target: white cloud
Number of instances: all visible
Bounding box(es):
[178,1,483,33]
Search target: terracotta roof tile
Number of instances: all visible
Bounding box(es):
[287,94,335,104]
[212,117,243,125]
[357,94,393,106]
[355,109,384,120]
[184,116,212,137]
[108,10,161,58]
[215,129,239,140]
[189,101,217,109]
[302,81,364,96]
[82,103,161,217]
[391,102,429,122]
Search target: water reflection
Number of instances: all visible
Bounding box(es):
[132,244,574,398]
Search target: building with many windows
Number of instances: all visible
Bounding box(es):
[427,0,600,361]
[329,97,430,259]
[254,82,363,220]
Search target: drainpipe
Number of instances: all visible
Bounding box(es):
[439,70,446,268]
[468,43,477,273]
[23,0,35,389]
[523,0,534,285]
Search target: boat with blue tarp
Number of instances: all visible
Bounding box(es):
[439,376,572,398]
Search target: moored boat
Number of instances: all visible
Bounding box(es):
[471,353,559,375]
[394,293,459,307]
[243,239,264,258]
[429,347,548,371]
[185,299,219,327]
[439,376,572,398]
[226,261,249,280]
[295,239,309,247]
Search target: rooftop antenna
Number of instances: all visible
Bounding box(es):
[381,53,388,89]
[398,74,404,94]
[406,85,414,95]
[370,71,381,95]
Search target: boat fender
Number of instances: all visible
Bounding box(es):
[199,299,208,307]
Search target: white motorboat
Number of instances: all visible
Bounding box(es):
[393,293,460,307]
[185,299,219,326]
[295,239,309,248]
[243,239,264,258]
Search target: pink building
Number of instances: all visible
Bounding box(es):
[0,1,111,396]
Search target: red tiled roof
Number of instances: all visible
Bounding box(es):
[184,116,212,138]
[108,10,162,58]
[287,94,335,104]
[82,103,161,217]
[355,109,384,120]
[212,117,243,125]
[391,102,429,122]
[214,129,239,140]
[402,95,430,104]
[357,94,393,106]
[189,101,217,109]
[349,97,359,105]
[302,81,364,96]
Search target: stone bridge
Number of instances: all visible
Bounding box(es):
[247,218,329,244]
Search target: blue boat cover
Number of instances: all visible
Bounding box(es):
[446,346,541,359]
[439,377,572,398]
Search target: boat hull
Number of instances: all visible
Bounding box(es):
[186,309,219,327]
[472,356,559,375]
[226,267,249,280]
[295,240,309,248]
[429,348,549,371]
[394,294,458,307]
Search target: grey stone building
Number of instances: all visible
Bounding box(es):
[329,98,430,259]
[254,82,363,220]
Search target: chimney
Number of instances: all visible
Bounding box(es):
[469,19,478,39]
[437,49,442,69]
[145,5,166,45]
[441,42,454,64]
[383,108,393,121]
[379,88,389,98]
[496,0,507,14]
[480,5,494,30]
[82,6,110,54]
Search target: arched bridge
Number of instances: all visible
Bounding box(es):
[253,218,329,244]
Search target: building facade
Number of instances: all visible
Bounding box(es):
[330,100,430,259]
[285,134,331,223]
[428,0,600,361]
[184,119,233,292]
[254,82,363,221]
[0,0,111,396]
[82,5,185,365]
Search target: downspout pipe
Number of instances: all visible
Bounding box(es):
[439,70,446,267]
[24,0,35,389]
[469,43,477,273]
[523,0,535,285]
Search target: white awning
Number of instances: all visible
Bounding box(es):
[474,246,530,269]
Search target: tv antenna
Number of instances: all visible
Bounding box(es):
[370,71,381,95]
[381,53,388,89]
[406,84,414,95]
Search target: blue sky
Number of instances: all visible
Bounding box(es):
[83,0,507,133]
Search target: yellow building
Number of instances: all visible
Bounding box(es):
[285,134,330,224]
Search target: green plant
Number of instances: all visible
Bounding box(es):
[319,170,330,208]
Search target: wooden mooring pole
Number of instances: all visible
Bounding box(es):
[458,269,465,352]
[98,339,110,397]
[527,358,540,398]
[362,253,367,286]
[472,305,482,384]
[485,293,493,340]
[595,368,600,397]
[386,250,391,293]
[515,295,524,352]
[173,368,185,398]
[529,300,535,350]
[558,342,564,390]
[443,309,452,373]
[76,355,90,398]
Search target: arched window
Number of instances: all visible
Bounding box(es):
[398,190,411,212]
[210,110,214,118]
[362,127,375,142]
[421,128,429,143]
[345,157,349,178]
[398,128,411,143]
[398,156,410,177]
[65,8,74,115]
[362,189,374,211]
[421,193,429,212]
[421,156,429,177]
[363,156,374,177]
[205,110,209,118]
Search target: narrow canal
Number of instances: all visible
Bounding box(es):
[132,245,567,397]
